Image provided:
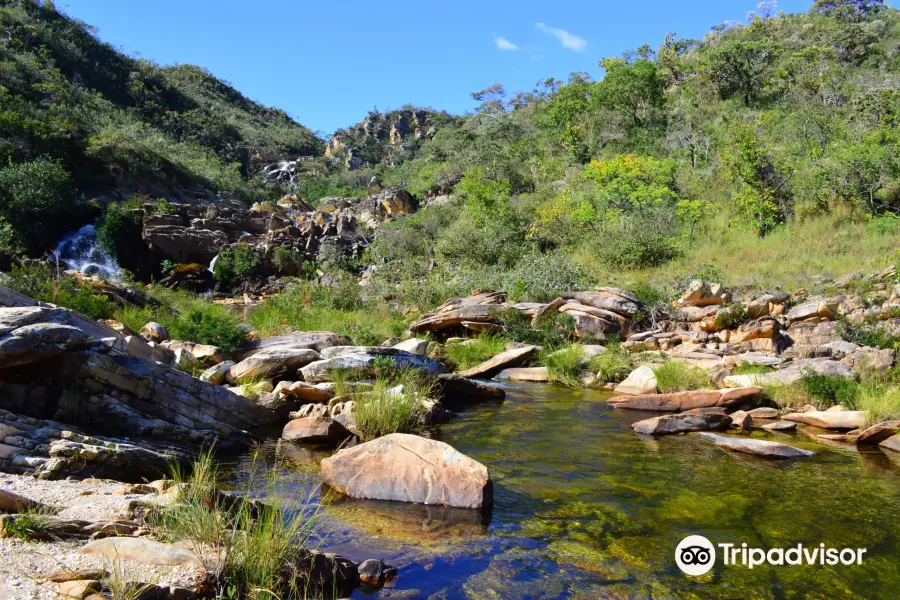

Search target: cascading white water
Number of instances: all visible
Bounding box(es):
[53,224,122,281]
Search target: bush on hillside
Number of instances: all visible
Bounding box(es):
[0,158,76,255]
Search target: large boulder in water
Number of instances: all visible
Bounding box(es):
[632,413,732,435]
[320,433,492,509]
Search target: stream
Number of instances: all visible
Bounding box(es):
[223,383,900,599]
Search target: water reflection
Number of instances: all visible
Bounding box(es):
[223,383,900,599]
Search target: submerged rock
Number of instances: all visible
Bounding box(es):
[631,413,732,435]
[321,433,492,509]
[762,420,797,432]
[694,432,814,459]
[282,416,353,445]
[494,367,550,382]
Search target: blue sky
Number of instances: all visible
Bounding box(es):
[59,0,811,135]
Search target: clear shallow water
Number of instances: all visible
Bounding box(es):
[224,383,900,599]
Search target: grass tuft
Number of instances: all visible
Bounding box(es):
[351,369,435,441]
[444,335,509,371]
[541,345,587,388]
[652,361,709,393]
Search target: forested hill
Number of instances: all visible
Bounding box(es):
[3,0,900,296]
[303,0,900,300]
[0,0,321,252]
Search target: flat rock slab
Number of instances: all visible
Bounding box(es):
[494,367,550,382]
[782,410,866,430]
[694,432,814,459]
[879,435,900,453]
[855,420,900,445]
[459,346,537,379]
[747,407,780,419]
[632,413,732,435]
[434,374,505,410]
[613,365,658,395]
[79,537,202,568]
[320,433,492,510]
[607,387,762,412]
[282,416,352,445]
[301,352,449,383]
[762,421,797,432]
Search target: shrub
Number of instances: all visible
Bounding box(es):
[590,342,635,384]
[589,208,682,270]
[628,281,671,326]
[168,305,246,353]
[96,200,147,274]
[501,250,593,302]
[653,361,709,393]
[5,263,115,320]
[799,371,859,409]
[443,335,509,371]
[501,311,577,347]
[714,303,748,330]
[214,244,262,286]
[541,345,586,388]
[0,157,75,254]
[838,319,900,350]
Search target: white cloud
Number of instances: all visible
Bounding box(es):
[494,35,519,51]
[535,22,587,52]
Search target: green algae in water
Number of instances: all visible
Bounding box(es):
[224,382,900,599]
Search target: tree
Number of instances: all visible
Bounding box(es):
[721,120,793,236]
[594,58,666,127]
[582,153,678,214]
[813,0,884,21]
[704,40,778,106]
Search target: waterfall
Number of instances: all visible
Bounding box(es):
[208,253,219,274]
[53,224,122,281]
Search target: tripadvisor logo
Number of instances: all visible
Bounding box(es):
[675,535,867,577]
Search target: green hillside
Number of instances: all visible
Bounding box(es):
[0,0,322,253]
[307,0,900,299]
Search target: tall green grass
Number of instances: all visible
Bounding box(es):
[249,283,409,345]
[443,335,510,371]
[352,369,435,441]
[589,342,635,384]
[154,451,325,598]
[541,345,587,388]
[653,361,709,393]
